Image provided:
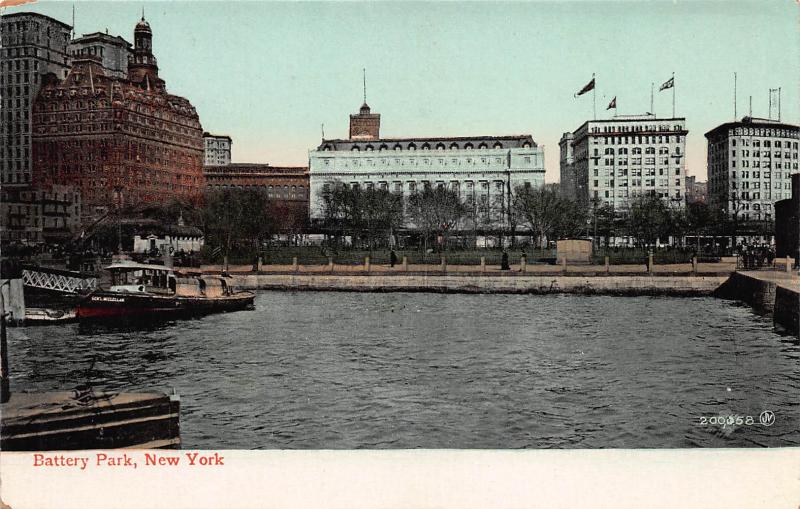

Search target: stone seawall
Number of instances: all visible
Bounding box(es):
[714,272,800,336]
[231,274,728,296]
[774,286,800,335]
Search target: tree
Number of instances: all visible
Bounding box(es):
[203,188,275,261]
[626,194,670,247]
[319,182,403,251]
[406,186,466,252]
[514,183,580,251]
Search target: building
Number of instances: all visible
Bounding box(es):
[203,133,232,166]
[309,102,546,223]
[132,217,204,255]
[68,31,132,79]
[560,114,688,209]
[0,12,72,187]
[685,175,708,204]
[706,117,799,222]
[558,132,575,199]
[0,184,81,244]
[31,16,205,217]
[204,163,309,232]
[775,173,799,260]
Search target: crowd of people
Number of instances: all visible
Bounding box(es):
[738,244,776,270]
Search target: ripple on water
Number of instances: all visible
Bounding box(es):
[7,292,800,449]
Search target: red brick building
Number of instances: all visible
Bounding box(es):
[204,164,309,232]
[31,17,204,217]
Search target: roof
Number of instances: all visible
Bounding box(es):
[1,12,72,30]
[317,134,537,152]
[204,164,308,175]
[203,132,232,141]
[105,261,173,272]
[704,117,800,139]
[71,32,132,48]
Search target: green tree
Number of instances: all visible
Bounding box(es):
[203,188,275,261]
[626,194,670,247]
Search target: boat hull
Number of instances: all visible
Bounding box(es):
[76,291,255,321]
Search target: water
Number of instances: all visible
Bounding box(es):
[7,292,800,448]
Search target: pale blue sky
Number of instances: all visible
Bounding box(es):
[8,1,800,181]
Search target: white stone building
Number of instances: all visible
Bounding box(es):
[706,117,799,222]
[68,31,132,79]
[203,133,232,166]
[560,114,688,209]
[309,103,546,225]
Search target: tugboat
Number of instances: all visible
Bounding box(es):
[76,260,255,321]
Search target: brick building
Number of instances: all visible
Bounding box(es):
[31,16,204,218]
[204,164,309,232]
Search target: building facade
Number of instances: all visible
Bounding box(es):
[1,12,72,187]
[685,175,708,204]
[0,184,81,244]
[560,114,688,209]
[68,31,132,79]
[706,117,799,222]
[309,103,546,223]
[203,133,232,166]
[31,17,205,216]
[775,173,799,260]
[204,164,309,232]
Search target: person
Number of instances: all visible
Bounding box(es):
[767,247,775,267]
[389,249,398,268]
[501,251,510,271]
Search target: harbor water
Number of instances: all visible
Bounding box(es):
[7,292,800,448]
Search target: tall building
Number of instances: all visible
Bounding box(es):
[560,114,688,209]
[309,102,545,223]
[558,132,575,199]
[203,133,232,166]
[68,31,132,79]
[0,12,72,187]
[31,17,205,217]
[706,117,799,222]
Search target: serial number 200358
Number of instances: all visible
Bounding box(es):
[699,415,755,428]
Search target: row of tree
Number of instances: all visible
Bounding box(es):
[87,184,769,260]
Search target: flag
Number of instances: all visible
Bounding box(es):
[659,77,674,91]
[574,77,595,97]
[607,97,616,110]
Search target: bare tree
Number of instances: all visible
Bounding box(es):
[406,187,466,252]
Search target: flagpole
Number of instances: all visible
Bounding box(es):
[733,72,737,120]
[672,72,675,118]
[592,73,596,120]
[650,82,654,116]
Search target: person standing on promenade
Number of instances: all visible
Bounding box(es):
[390,249,398,268]
[501,251,510,271]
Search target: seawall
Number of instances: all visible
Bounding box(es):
[714,272,800,336]
[231,273,728,296]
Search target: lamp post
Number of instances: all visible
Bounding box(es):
[113,186,124,254]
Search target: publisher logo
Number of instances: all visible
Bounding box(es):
[759,410,775,427]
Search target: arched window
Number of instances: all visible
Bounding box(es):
[632,148,642,154]
[422,143,431,150]
[645,147,655,154]
[493,142,503,149]
[394,144,403,151]
[365,145,374,151]
[464,143,473,150]
[436,143,445,150]
[522,142,531,148]
[351,146,360,151]
[478,142,488,149]
[449,142,459,150]
[379,144,388,151]
[408,143,416,151]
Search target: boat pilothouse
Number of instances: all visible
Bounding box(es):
[76,260,255,321]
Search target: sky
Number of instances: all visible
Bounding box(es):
[5,0,799,182]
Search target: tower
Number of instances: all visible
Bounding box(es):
[127,14,164,90]
[348,69,380,140]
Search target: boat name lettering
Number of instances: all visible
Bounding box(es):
[92,296,126,303]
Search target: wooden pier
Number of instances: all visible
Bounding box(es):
[1,390,180,451]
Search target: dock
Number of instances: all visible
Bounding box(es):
[1,390,180,451]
